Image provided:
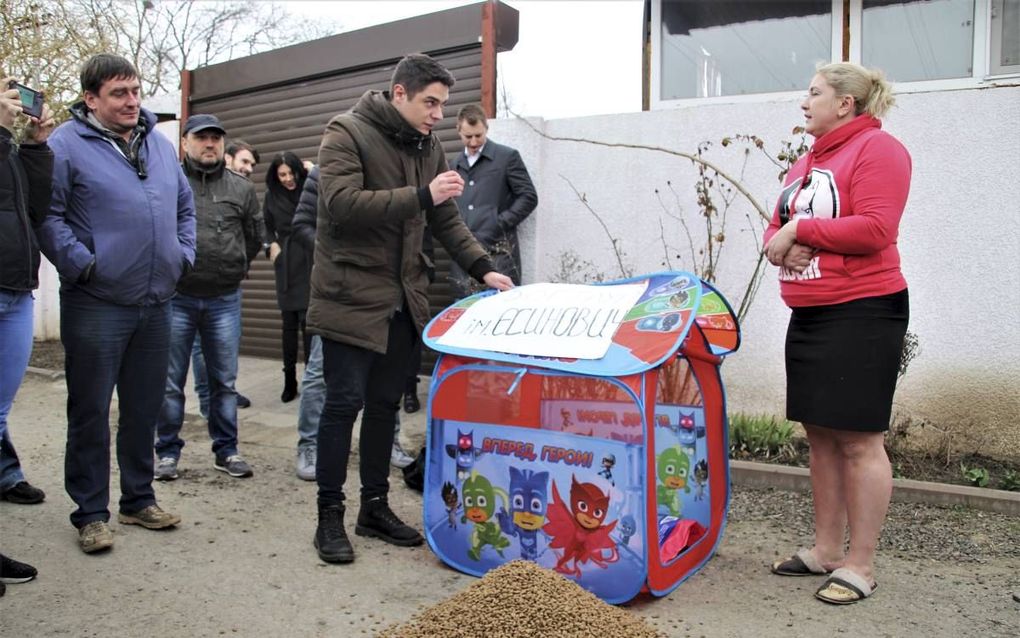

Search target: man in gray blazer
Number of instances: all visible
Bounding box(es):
[449,103,537,297]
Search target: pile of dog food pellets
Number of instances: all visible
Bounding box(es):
[377,560,664,638]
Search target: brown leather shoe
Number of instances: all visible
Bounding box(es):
[78,521,114,554]
[118,504,181,529]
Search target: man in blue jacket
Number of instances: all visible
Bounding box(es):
[38,54,195,554]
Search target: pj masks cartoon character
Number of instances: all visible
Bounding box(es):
[446,430,483,483]
[441,481,460,529]
[669,411,705,447]
[617,514,637,546]
[497,467,549,561]
[461,471,510,561]
[693,459,709,502]
[597,453,616,486]
[543,475,618,578]
[656,446,691,517]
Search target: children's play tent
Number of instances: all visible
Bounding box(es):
[421,272,740,604]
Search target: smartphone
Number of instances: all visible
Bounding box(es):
[6,81,44,119]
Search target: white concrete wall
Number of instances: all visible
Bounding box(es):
[491,85,1020,456]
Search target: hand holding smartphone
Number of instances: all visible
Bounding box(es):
[7,80,45,119]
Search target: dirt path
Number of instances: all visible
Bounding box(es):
[1,374,1017,637]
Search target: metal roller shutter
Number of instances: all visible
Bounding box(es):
[184,1,519,369]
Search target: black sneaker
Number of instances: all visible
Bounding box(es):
[214,454,253,478]
[314,504,354,563]
[0,554,38,584]
[1,481,45,504]
[355,497,423,547]
[237,393,252,409]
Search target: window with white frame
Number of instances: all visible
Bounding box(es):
[990,0,1020,74]
[651,0,1019,106]
[658,1,834,99]
[861,0,976,81]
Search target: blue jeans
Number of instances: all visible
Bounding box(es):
[297,335,325,450]
[0,290,33,491]
[155,290,241,461]
[61,288,171,528]
[191,336,210,418]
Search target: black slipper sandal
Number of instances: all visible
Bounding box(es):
[771,548,830,576]
[814,568,877,605]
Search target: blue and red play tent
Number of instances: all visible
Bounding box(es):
[420,272,741,603]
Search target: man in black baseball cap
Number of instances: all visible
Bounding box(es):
[153,111,262,482]
[182,115,256,414]
[181,113,226,136]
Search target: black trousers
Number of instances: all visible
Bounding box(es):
[281,309,310,368]
[404,338,422,394]
[316,310,417,505]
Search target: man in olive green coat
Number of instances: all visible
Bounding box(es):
[307,53,513,564]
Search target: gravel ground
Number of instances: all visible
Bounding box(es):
[2,373,1018,637]
[729,488,1020,565]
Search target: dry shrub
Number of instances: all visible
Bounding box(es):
[377,560,664,638]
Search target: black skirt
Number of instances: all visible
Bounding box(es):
[785,289,909,432]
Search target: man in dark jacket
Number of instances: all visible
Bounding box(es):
[0,74,55,591]
[291,166,416,482]
[449,103,538,295]
[153,114,261,482]
[38,54,195,553]
[190,138,260,413]
[308,53,513,564]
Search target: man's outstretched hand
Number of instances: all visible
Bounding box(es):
[483,272,514,291]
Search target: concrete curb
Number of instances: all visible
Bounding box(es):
[731,459,1020,516]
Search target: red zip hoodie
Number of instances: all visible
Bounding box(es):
[763,115,911,308]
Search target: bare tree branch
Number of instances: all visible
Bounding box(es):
[512,112,771,222]
[559,174,631,279]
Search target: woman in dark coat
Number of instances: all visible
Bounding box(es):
[264,152,311,402]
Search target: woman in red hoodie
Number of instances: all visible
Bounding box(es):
[764,63,910,605]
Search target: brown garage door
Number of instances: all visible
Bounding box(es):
[184,1,519,368]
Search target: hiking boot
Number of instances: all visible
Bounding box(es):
[390,439,415,469]
[214,454,253,478]
[314,504,354,563]
[1,481,45,504]
[355,497,423,547]
[154,456,179,481]
[237,393,252,409]
[296,446,316,481]
[0,554,38,584]
[118,504,181,529]
[78,520,114,553]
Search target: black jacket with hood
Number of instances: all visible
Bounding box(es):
[0,126,53,292]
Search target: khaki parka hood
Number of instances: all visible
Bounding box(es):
[352,91,433,156]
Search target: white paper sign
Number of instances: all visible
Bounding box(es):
[435,282,648,359]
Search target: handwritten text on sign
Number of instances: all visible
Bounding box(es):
[436,282,647,359]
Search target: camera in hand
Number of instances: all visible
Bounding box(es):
[7,80,44,119]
